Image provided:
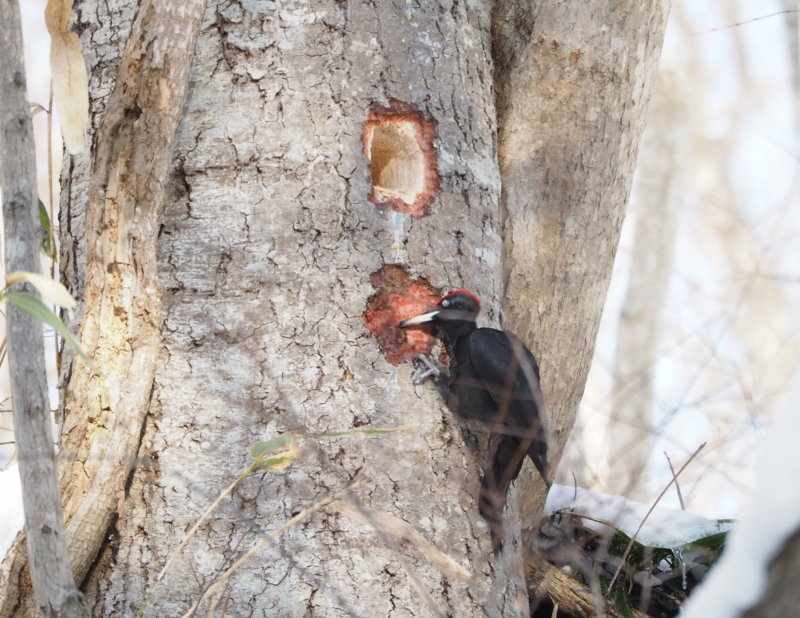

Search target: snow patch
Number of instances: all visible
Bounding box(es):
[546,484,731,549]
[0,465,24,560]
[680,395,800,618]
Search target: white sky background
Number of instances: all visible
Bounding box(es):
[568,0,800,520]
[1,0,798,557]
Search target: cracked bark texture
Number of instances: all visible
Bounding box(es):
[40,1,517,616]
[0,1,85,615]
[1,0,671,614]
[0,0,205,615]
[492,1,671,525]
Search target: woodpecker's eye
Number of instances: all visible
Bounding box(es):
[441,299,449,307]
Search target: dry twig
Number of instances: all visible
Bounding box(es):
[181,480,361,618]
[607,442,706,594]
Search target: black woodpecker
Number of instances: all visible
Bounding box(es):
[399,290,549,548]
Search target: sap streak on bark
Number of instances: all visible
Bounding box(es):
[492,0,671,525]
[0,1,206,615]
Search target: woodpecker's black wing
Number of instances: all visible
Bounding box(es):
[466,328,548,475]
[466,328,549,549]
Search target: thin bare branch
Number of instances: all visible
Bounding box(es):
[664,451,686,510]
[181,480,361,618]
[693,10,799,36]
[0,0,86,614]
[607,442,706,594]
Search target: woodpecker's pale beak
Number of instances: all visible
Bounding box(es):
[399,310,440,328]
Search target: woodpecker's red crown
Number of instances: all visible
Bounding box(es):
[438,290,480,309]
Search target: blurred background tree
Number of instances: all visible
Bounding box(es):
[562,0,800,518]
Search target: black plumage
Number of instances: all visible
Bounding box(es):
[400,291,549,547]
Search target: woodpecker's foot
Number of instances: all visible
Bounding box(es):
[411,353,445,383]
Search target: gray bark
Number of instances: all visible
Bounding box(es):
[492,0,671,523]
[781,0,799,141]
[742,525,800,618]
[0,0,85,615]
[2,0,673,615]
[53,1,516,616]
[0,0,206,615]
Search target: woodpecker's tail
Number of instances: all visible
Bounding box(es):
[479,435,551,551]
[478,437,526,552]
[527,437,550,488]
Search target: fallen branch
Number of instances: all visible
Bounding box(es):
[527,558,650,618]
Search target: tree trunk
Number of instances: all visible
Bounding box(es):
[89,1,521,615]
[0,0,205,615]
[0,1,85,615]
[5,1,525,616]
[492,0,671,523]
[742,525,800,618]
[1,1,672,615]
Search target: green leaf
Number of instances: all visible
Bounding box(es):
[250,433,295,459]
[251,456,292,472]
[6,291,87,361]
[608,528,672,572]
[38,198,53,256]
[5,271,76,308]
[610,584,635,618]
[249,432,301,472]
[685,530,729,553]
[684,523,731,554]
[609,529,641,557]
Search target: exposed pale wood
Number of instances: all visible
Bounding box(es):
[0,1,86,615]
[47,1,518,616]
[4,0,676,613]
[527,558,650,618]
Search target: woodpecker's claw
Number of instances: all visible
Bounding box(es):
[411,353,446,392]
[412,353,444,397]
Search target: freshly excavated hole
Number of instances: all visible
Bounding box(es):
[362,101,440,218]
[370,123,425,204]
[363,264,441,365]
